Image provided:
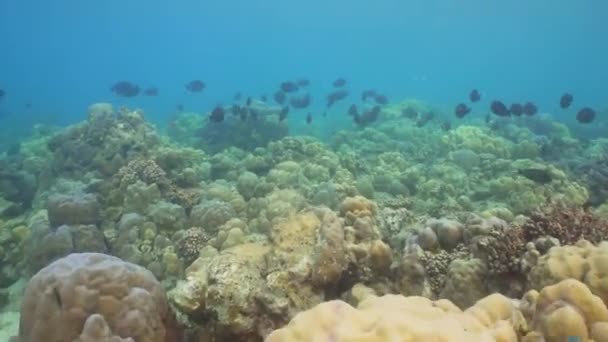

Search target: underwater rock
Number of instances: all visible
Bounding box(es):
[14,252,180,342]
[47,193,100,228]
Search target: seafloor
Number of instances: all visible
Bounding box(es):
[1,100,608,341]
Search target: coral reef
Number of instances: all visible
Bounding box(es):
[12,252,180,342]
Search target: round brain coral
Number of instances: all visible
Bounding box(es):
[14,253,180,342]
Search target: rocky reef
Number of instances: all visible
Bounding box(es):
[1,100,608,341]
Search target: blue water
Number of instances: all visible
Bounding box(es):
[1,0,607,135]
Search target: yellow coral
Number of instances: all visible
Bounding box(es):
[523,279,608,342]
[265,293,519,342]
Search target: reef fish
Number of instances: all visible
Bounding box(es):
[454,103,471,118]
[361,89,377,101]
[347,104,358,117]
[353,105,381,126]
[518,168,552,184]
[279,106,289,122]
[274,91,286,105]
[490,100,509,117]
[509,103,524,116]
[143,87,159,96]
[327,89,349,108]
[185,80,206,92]
[375,94,389,105]
[209,106,225,123]
[576,107,596,123]
[111,81,140,97]
[296,79,310,87]
[289,94,311,109]
[280,81,299,93]
[560,93,573,109]
[469,89,481,102]
[523,102,538,116]
[333,78,347,88]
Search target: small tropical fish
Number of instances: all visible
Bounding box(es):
[402,107,418,120]
[185,80,205,92]
[143,87,159,96]
[289,94,311,109]
[454,103,471,118]
[523,102,538,116]
[469,89,481,102]
[280,81,299,93]
[279,106,289,122]
[509,103,524,116]
[361,89,377,101]
[560,93,573,109]
[518,168,552,184]
[296,79,310,87]
[333,78,346,87]
[576,107,595,123]
[440,121,452,131]
[490,100,509,117]
[210,106,224,123]
[374,94,389,105]
[327,89,349,108]
[274,91,286,105]
[347,104,358,116]
[111,81,140,97]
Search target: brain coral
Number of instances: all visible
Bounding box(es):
[14,253,180,342]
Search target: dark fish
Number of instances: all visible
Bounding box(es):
[333,78,346,88]
[440,121,452,131]
[560,93,573,109]
[347,104,358,117]
[111,81,140,97]
[454,103,471,118]
[416,111,435,127]
[518,168,552,184]
[361,89,377,101]
[280,81,299,93]
[523,102,538,116]
[353,106,381,126]
[289,94,311,109]
[374,94,389,105]
[296,79,310,87]
[186,80,206,92]
[279,106,289,122]
[490,100,510,117]
[231,104,241,115]
[274,91,286,105]
[327,89,349,108]
[576,107,596,123]
[6,142,21,156]
[306,113,312,124]
[234,92,242,101]
[469,89,481,102]
[143,87,159,96]
[246,97,252,106]
[401,107,418,120]
[210,106,225,123]
[509,103,524,116]
[0,89,5,98]
[249,107,259,121]
[260,95,268,102]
